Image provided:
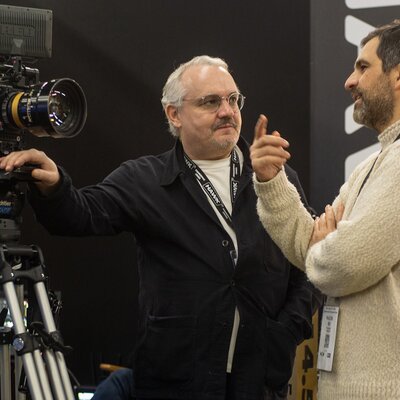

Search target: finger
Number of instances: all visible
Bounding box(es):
[319,213,326,229]
[253,154,289,171]
[314,217,320,232]
[309,217,320,248]
[251,135,291,158]
[271,130,290,148]
[271,130,281,138]
[252,141,291,159]
[3,150,41,167]
[0,152,26,171]
[267,130,289,147]
[325,205,336,230]
[335,202,345,223]
[253,114,268,141]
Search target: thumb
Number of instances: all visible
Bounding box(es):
[31,168,59,186]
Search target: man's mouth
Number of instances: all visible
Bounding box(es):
[352,92,362,104]
[217,123,233,129]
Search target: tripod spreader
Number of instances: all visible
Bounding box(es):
[31,321,73,355]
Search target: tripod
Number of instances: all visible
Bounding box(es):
[0,244,76,400]
[0,174,76,400]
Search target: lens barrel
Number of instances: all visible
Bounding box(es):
[5,78,87,138]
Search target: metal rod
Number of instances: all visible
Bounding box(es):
[3,281,45,400]
[0,342,12,400]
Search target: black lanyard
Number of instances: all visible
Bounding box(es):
[184,149,240,228]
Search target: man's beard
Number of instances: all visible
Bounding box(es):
[353,76,394,132]
[210,117,240,150]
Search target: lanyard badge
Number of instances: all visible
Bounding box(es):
[317,305,339,372]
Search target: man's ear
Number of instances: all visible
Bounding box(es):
[394,65,400,89]
[165,105,182,130]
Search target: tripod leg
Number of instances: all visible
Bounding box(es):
[35,282,75,400]
[15,284,27,400]
[54,352,74,400]
[32,348,54,399]
[0,342,12,400]
[3,281,46,400]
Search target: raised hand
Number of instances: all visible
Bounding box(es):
[250,114,291,182]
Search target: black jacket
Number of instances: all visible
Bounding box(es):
[28,138,320,400]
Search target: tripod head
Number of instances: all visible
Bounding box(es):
[0,171,27,243]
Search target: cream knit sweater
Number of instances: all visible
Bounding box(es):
[254,119,400,400]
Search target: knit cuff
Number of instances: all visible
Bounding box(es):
[253,169,301,211]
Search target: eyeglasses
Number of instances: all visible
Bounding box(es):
[182,92,245,113]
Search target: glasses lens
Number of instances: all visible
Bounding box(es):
[228,93,238,108]
[237,93,244,110]
[199,95,221,112]
[228,93,244,111]
[193,93,245,112]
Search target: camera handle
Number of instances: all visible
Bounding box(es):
[0,244,75,400]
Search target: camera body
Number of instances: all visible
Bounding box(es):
[0,4,87,149]
[0,4,87,240]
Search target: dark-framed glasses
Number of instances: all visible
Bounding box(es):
[183,92,245,113]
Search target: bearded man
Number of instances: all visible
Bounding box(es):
[251,19,400,400]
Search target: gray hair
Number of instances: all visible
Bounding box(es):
[161,55,229,137]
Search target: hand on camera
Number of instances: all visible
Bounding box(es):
[0,149,60,196]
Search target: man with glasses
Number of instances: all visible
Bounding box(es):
[0,55,319,400]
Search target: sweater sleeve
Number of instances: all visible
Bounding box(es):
[305,147,400,297]
[254,169,315,270]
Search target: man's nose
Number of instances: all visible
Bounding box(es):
[217,98,236,116]
[344,71,358,91]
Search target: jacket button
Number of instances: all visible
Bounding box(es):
[222,240,229,247]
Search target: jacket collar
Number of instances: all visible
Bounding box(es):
[160,136,252,187]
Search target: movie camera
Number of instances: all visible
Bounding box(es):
[0,5,87,399]
[0,4,87,242]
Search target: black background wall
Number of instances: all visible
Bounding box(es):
[6,0,311,385]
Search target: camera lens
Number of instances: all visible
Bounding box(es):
[6,78,87,138]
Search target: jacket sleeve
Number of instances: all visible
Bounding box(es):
[28,164,138,236]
